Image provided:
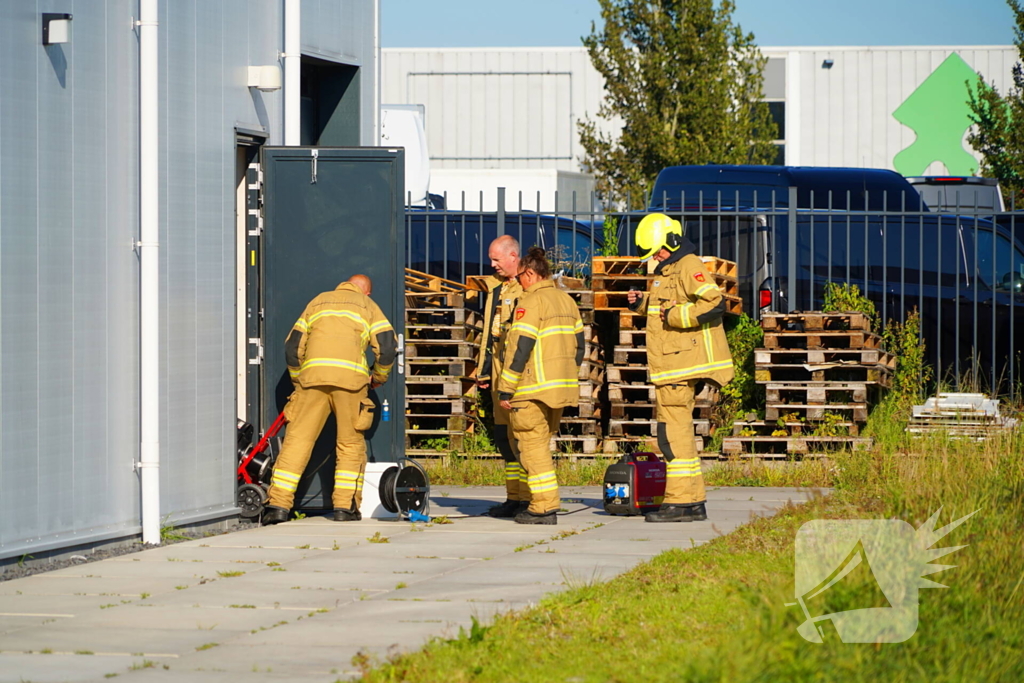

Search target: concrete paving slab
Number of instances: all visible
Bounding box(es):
[0,485,823,682]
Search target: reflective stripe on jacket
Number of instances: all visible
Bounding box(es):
[641,253,735,388]
[477,276,525,383]
[497,279,584,409]
[284,282,397,390]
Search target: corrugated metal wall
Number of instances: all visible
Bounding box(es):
[0,0,376,560]
[382,45,1017,176]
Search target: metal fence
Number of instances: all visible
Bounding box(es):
[406,188,1024,396]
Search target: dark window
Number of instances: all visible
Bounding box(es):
[768,102,785,140]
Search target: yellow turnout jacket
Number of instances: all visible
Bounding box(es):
[284,282,397,390]
[497,279,584,408]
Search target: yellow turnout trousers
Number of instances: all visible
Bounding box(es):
[509,400,561,514]
[268,384,368,511]
[492,393,529,502]
[655,381,707,505]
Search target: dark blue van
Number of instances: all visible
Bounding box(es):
[405,209,601,284]
[646,165,1024,388]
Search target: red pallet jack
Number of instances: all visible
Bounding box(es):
[235,413,433,521]
[236,412,288,519]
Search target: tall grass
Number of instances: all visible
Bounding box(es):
[366,435,1024,683]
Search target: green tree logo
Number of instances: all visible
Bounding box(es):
[893,53,980,176]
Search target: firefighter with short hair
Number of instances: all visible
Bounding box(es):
[628,213,734,523]
[497,247,584,525]
[476,235,530,517]
[263,274,397,524]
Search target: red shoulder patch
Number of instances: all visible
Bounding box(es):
[693,272,706,282]
[515,308,526,320]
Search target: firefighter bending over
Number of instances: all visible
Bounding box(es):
[497,247,585,525]
[263,274,397,524]
[628,214,734,523]
[476,235,529,517]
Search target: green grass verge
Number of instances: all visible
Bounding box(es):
[423,453,837,489]
[361,431,1024,682]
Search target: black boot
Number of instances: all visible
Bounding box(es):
[488,499,522,518]
[262,506,290,525]
[514,509,557,525]
[685,503,708,522]
[645,504,694,523]
[645,503,708,523]
[333,507,362,522]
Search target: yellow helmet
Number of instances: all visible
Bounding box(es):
[635,213,683,262]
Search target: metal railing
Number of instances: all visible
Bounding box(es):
[406,188,1024,396]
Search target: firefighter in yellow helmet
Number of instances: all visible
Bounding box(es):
[628,213,734,523]
[497,247,585,525]
[263,274,397,525]
[476,235,530,517]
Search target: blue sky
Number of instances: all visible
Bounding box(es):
[382,0,1015,48]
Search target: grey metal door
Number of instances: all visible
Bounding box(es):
[260,146,405,510]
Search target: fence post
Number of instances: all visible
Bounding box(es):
[497,187,506,235]
[788,186,798,313]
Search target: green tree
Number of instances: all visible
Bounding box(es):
[967,0,1024,207]
[579,0,778,207]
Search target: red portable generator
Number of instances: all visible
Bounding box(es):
[603,452,666,515]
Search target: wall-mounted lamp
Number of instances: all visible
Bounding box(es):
[248,65,282,92]
[42,13,72,45]
[821,59,835,69]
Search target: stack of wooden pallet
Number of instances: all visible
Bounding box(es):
[593,256,732,455]
[552,285,605,454]
[403,269,481,455]
[908,393,1018,439]
[723,311,886,457]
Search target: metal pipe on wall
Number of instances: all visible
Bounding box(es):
[138,0,161,545]
[283,0,301,145]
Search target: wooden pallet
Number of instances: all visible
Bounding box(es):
[405,414,470,432]
[755,364,891,386]
[578,380,601,401]
[405,324,482,345]
[617,328,647,347]
[405,377,476,398]
[722,435,873,457]
[405,396,473,416]
[562,400,600,419]
[577,360,606,384]
[404,339,478,359]
[602,436,705,455]
[406,357,477,378]
[764,382,877,405]
[760,311,873,333]
[763,330,882,350]
[607,383,656,403]
[700,255,739,279]
[605,366,649,384]
[557,419,600,437]
[406,307,482,327]
[404,268,467,294]
[754,348,895,369]
[550,435,603,454]
[405,430,465,452]
[404,291,466,309]
[612,346,649,366]
[732,419,861,437]
[565,290,595,309]
[764,403,869,423]
[592,257,649,276]
[591,273,653,292]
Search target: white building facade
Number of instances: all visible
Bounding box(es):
[382,45,1018,205]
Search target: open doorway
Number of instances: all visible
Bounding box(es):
[235,131,266,434]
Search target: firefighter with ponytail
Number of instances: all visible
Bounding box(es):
[628,213,734,523]
[497,247,584,525]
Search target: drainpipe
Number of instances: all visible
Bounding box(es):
[283,0,300,145]
[139,0,161,545]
